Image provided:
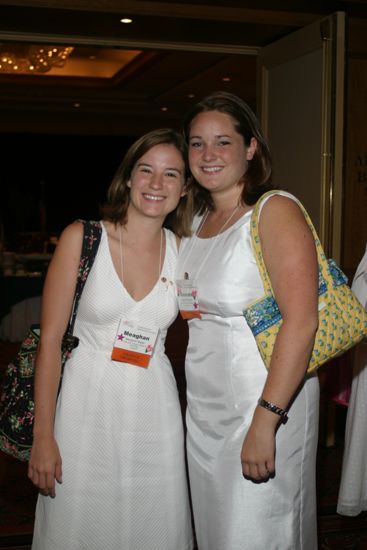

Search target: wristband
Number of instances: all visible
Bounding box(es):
[258,398,288,424]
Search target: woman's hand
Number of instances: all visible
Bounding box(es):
[28,436,62,498]
[240,407,278,482]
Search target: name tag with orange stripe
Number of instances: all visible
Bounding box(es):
[112,320,158,368]
[177,279,202,320]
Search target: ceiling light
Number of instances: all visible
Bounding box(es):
[161,107,168,112]
[120,18,133,24]
[0,44,74,74]
[222,76,231,82]
[187,93,195,98]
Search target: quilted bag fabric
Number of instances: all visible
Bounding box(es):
[243,191,367,375]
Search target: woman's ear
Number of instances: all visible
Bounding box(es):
[246,137,257,161]
[127,180,131,188]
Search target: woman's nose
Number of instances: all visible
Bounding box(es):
[150,173,163,188]
[202,144,216,161]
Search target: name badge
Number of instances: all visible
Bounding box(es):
[176,279,201,320]
[112,319,158,368]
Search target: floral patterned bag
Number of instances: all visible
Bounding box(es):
[243,191,367,375]
[0,220,102,461]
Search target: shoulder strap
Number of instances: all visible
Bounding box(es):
[67,220,102,333]
[250,190,337,296]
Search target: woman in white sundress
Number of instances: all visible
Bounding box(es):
[337,244,367,516]
[177,92,320,550]
[29,129,194,550]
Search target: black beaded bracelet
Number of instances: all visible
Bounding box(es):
[258,398,288,424]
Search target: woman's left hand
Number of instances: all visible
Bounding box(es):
[240,411,277,481]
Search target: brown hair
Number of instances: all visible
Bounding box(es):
[100,128,194,237]
[183,91,273,212]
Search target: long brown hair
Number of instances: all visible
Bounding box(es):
[100,128,194,237]
[183,91,273,212]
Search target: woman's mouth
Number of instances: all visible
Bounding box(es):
[201,166,223,173]
[143,193,165,201]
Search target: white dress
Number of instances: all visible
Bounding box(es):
[177,191,320,550]
[337,244,367,516]
[32,225,193,550]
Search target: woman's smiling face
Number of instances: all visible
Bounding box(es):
[128,143,186,221]
[188,110,256,198]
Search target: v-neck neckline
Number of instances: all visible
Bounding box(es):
[102,222,167,304]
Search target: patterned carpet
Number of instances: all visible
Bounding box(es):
[1,339,367,549]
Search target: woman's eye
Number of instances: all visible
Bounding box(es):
[190,141,202,148]
[218,140,231,146]
[140,167,152,174]
[166,171,178,178]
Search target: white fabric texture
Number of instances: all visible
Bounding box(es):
[177,191,320,550]
[337,243,367,516]
[32,225,193,550]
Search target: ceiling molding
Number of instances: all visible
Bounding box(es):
[0,31,260,55]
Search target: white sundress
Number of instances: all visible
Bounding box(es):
[337,243,367,516]
[32,225,193,550]
[177,191,320,550]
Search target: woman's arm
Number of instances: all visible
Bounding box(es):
[28,221,84,497]
[241,195,319,481]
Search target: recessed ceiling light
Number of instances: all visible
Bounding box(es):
[161,107,168,112]
[89,55,96,60]
[120,18,133,24]
[222,76,231,82]
[188,93,195,98]
[74,102,81,108]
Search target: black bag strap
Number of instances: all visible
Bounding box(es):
[67,220,102,334]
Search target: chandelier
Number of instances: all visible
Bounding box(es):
[0,44,74,74]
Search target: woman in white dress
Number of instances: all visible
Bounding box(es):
[337,244,367,516]
[29,129,194,550]
[177,92,320,550]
